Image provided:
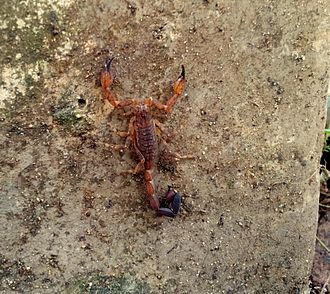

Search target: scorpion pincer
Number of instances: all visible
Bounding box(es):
[100,58,187,217]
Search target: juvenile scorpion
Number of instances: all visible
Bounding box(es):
[100,58,188,217]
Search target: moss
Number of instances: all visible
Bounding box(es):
[53,107,81,126]
[69,274,150,294]
[227,179,235,189]
[0,0,54,65]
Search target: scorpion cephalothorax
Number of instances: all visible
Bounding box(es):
[100,58,187,217]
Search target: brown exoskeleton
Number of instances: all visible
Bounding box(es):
[100,58,187,217]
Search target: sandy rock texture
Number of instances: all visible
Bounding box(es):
[0,1,329,293]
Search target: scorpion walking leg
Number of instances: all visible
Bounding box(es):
[157,136,194,163]
[111,117,135,155]
[120,147,145,175]
[155,120,194,160]
[154,119,171,142]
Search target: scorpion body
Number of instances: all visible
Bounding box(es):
[100,58,187,217]
[134,106,159,210]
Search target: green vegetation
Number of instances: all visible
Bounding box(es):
[69,274,150,294]
[53,107,81,126]
[323,129,330,153]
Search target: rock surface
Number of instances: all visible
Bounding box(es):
[0,1,329,293]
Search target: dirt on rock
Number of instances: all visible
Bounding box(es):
[0,1,329,293]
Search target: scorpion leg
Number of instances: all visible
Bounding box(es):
[155,119,194,162]
[154,119,172,142]
[111,116,135,155]
[157,134,194,161]
[116,131,130,138]
[158,186,182,217]
[120,145,145,175]
[120,159,145,175]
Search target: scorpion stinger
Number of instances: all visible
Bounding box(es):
[158,186,182,217]
[100,59,189,217]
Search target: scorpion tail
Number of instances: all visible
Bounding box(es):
[157,186,182,217]
[145,170,160,211]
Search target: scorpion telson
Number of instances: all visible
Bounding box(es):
[100,58,187,217]
[158,186,182,217]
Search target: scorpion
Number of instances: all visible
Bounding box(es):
[100,58,188,217]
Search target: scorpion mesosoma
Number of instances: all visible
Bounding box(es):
[100,58,188,217]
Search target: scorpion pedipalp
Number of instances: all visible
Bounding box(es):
[105,57,115,71]
[180,65,185,79]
